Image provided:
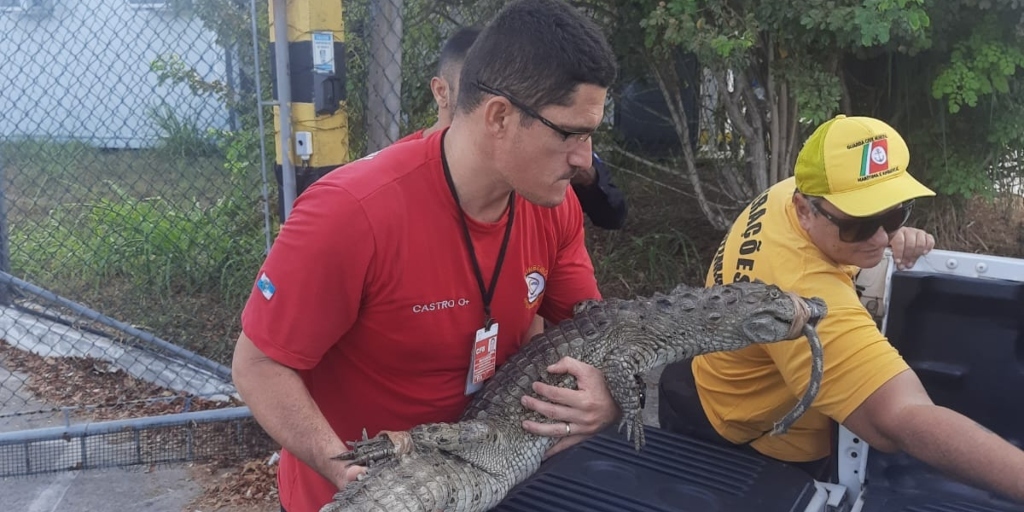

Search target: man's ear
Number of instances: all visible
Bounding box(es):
[481,96,513,137]
[792,192,815,227]
[430,77,449,109]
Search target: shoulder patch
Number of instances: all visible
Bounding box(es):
[256,272,276,300]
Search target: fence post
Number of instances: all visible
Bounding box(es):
[270,0,297,221]
[0,153,11,306]
[366,0,404,153]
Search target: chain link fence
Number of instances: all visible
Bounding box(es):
[0,272,271,475]
[0,0,278,475]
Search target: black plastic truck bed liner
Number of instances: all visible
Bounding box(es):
[861,271,1024,512]
[494,426,818,511]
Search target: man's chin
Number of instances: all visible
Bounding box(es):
[520,189,567,209]
[856,250,887,270]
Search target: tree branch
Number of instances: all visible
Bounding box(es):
[713,69,757,145]
[784,94,800,179]
[650,59,732,229]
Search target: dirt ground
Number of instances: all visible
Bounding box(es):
[185,459,281,512]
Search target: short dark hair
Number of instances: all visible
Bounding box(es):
[456,0,618,114]
[437,26,481,83]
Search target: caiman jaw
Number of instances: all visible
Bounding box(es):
[784,292,813,339]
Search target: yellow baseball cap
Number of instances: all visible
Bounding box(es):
[794,115,935,217]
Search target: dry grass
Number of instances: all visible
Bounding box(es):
[918,192,1024,259]
[185,456,281,512]
[585,160,724,298]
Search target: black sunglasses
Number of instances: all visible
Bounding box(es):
[808,197,914,243]
[473,82,594,142]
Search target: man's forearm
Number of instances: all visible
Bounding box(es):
[232,334,349,487]
[896,404,1024,502]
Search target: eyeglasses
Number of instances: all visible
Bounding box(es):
[807,197,914,243]
[473,81,594,142]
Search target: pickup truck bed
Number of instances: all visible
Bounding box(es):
[494,249,1024,512]
[494,426,821,512]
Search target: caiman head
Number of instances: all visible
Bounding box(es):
[662,280,827,436]
[673,280,828,352]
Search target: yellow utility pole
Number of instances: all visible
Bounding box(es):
[269,0,348,221]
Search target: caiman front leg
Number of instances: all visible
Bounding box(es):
[333,420,497,467]
[600,357,648,452]
[332,428,403,467]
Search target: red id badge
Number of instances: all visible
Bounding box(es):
[464,322,498,395]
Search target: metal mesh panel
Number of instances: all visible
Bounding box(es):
[0,271,264,476]
[0,411,275,478]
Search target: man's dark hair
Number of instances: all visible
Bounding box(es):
[437,26,481,83]
[456,0,617,115]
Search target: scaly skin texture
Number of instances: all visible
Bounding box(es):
[321,281,828,512]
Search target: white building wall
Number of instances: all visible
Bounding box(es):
[0,0,230,148]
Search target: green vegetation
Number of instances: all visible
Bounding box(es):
[0,130,267,363]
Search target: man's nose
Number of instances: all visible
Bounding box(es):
[567,140,593,170]
[872,225,891,245]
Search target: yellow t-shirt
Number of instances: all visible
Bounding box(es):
[693,176,909,462]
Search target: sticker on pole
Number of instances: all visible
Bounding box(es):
[312,32,335,75]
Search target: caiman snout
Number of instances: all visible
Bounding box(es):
[803,297,828,327]
[783,293,828,339]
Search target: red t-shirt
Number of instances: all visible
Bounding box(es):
[394,128,425,145]
[240,129,600,512]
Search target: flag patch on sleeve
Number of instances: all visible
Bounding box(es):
[256,272,276,300]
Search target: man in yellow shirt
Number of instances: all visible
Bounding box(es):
[659,115,1024,502]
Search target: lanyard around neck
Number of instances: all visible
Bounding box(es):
[440,132,516,330]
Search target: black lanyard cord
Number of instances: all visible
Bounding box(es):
[440,132,515,329]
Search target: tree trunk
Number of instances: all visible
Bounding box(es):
[768,60,781,186]
[782,92,800,180]
[735,68,769,193]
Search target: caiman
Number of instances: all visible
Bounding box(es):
[321,280,828,512]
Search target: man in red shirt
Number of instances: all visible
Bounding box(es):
[231,1,622,511]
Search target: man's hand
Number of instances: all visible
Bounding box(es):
[233,332,361,494]
[520,356,620,459]
[889,227,935,270]
[570,166,597,187]
[330,460,368,492]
